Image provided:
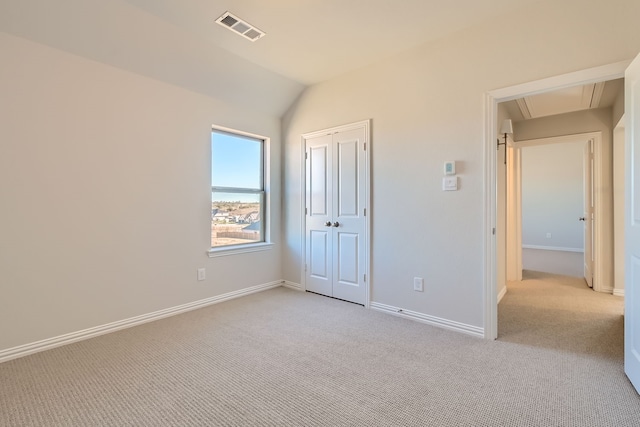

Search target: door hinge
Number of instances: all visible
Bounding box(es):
[492,227,496,235]
[364,208,366,216]
[364,274,366,282]
[305,207,308,215]
[305,152,308,160]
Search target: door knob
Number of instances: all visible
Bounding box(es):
[579,217,586,221]
[333,222,340,227]
[325,221,332,227]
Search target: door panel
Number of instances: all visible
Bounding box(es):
[305,135,333,296]
[337,139,359,217]
[336,232,359,285]
[332,127,367,304]
[625,52,640,393]
[309,231,329,278]
[309,145,329,216]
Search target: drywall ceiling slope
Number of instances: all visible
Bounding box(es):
[0,0,304,117]
[123,0,546,85]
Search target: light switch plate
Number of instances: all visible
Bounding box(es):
[443,176,458,191]
[444,161,456,175]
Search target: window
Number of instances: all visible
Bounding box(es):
[210,127,269,252]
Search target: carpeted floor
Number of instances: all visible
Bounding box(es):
[0,272,638,426]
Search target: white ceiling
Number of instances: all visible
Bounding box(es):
[0,0,559,116]
[123,0,544,86]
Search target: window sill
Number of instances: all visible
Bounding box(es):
[207,242,274,258]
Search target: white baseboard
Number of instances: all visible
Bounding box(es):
[497,286,507,303]
[369,302,484,338]
[0,280,284,364]
[613,288,625,297]
[522,244,583,253]
[282,281,303,291]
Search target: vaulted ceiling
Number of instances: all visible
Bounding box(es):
[122,0,545,85]
[0,0,565,116]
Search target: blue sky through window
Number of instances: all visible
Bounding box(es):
[212,131,262,203]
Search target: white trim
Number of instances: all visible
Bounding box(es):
[514,132,600,148]
[282,281,303,291]
[497,286,507,303]
[0,280,284,364]
[484,93,498,339]
[484,60,629,341]
[489,60,631,102]
[208,242,274,257]
[370,302,484,338]
[614,289,625,297]
[522,244,584,253]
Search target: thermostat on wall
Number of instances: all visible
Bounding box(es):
[444,161,456,175]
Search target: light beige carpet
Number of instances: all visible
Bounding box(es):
[0,272,638,426]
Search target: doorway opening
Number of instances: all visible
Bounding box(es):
[483,61,630,340]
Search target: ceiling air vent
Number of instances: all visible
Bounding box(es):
[215,11,265,42]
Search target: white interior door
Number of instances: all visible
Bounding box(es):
[625,52,640,393]
[305,134,333,297]
[584,139,594,287]
[304,123,368,305]
[331,128,367,304]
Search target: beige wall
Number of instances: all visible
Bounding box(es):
[520,141,585,250]
[0,33,283,352]
[283,0,639,328]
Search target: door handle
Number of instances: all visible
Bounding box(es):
[579,217,586,221]
[325,221,332,227]
[333,222,340,227]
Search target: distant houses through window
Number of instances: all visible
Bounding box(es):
[211,127,267,248]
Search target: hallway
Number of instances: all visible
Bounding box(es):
[499,270,624,358]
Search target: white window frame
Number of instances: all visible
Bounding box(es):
[208,125,272,257]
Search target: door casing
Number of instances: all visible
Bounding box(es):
[509,133,604,290]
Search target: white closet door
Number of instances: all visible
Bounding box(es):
[331,127,367,305]
[304,124,368,305]
[305,134,333,297]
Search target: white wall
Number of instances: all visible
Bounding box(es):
[0,33,283,352]
[521,141,585,250]
[282,0,639,330]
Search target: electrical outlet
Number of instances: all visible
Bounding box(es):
[413,277,424,292]
[197,268,206,281]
